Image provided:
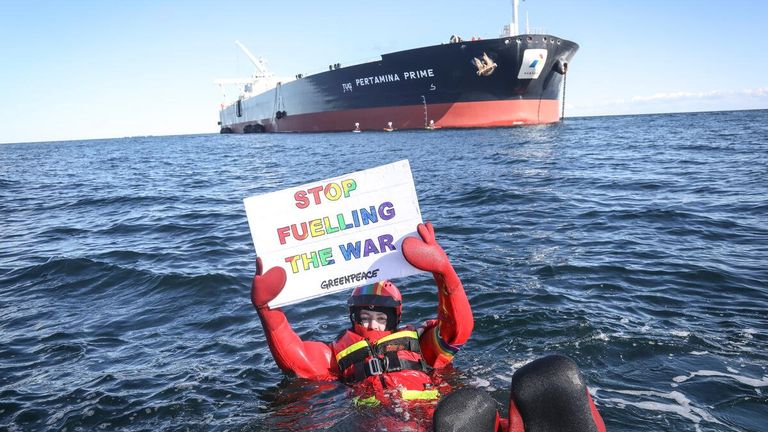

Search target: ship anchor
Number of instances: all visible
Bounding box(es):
[473,52,497,76]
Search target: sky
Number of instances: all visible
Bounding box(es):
[0,0,766,144]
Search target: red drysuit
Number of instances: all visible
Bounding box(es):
[251,222,473,405]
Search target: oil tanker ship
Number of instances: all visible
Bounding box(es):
[216,2,578,133]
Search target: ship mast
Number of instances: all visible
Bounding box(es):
[502,0,521,37]
[510,0,519,36]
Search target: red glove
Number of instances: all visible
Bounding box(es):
[402,222,451,274]
[250,257,287,310]
[403,221,473,359]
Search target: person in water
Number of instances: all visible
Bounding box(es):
[250,222,473,406]
[251,222,606,431]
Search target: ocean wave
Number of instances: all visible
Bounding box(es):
[2,111,767,431]
[63,194,177,209]
[673,369,768,388]
[594,387,723,430]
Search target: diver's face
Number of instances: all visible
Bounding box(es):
[358,310,388,331]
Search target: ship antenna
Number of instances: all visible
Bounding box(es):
[526,11,529,34]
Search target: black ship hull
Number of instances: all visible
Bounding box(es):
[219,35,578,133]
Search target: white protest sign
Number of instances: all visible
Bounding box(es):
[244,160,425,308]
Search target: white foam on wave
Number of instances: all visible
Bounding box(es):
[672,369,768,387]
[468,376,494,391]
[593,387,721,431]
[573,330,611,349]
[507,357,536,371]
[670,330,690,338]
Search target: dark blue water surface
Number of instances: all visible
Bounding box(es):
[1,110,767,431]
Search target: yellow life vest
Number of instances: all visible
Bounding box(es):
[334,330,429,384]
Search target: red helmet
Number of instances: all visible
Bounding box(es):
[348,280,402,330]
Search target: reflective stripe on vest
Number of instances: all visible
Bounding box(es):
[377,330,418,345]
[400,388,440,400]
[335,330,428,383]
[335,340,370,363]
[353,388,440,407]
[353,395,382,407]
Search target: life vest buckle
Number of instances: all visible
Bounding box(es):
[367,357,383,376]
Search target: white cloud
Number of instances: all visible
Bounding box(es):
[569,87,768,116]
[744,87,768,96]
[630,88,768,103]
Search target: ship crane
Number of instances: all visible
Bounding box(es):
[234,40,272,78]
[214,41,275,101]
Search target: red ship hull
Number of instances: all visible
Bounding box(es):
[232,100,560,133]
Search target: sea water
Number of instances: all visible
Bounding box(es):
[1,110,766,431]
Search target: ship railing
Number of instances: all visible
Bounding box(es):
[523,27,547,35]
[298,55,383,78]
